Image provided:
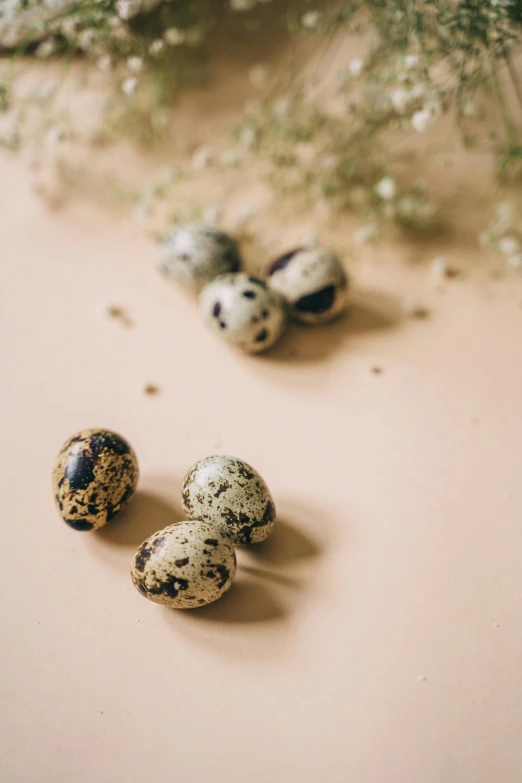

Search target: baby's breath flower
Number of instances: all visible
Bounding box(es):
[301,10,320,30]
[375,177,396,200]
[192,145,214,170]
[230,0,257,11]
[97,55,112,72]
[36,39,57,59]
[127,57,144,74]
[122,77,138,96]
[390,88,412,114]
[164,27,185,46]
[498,236,520,256]
[403,54,419,69]
[411,104,438,133]
[77,29,95,51]
[348,58,364,77]
[272,97,291,118]
[149,39,165,56]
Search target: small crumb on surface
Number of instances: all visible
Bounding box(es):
[445,266,464,279]
[493,622,500,628]
[372,366,383,375]
[417,675,427,682]
[143,384,160,396]
[430,257,463,283]
[401,297,429,319]
[105,304,133,328]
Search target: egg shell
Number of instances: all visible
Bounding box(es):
[53,428,138,531]
[267,246,348,324]
[181,455,276,544]
[199,273,287,353]
[158,223,241,293]
[131,521,237,609]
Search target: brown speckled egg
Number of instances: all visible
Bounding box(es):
[131,521,237,609]
[181,455,276,545]
[53,428,139,531]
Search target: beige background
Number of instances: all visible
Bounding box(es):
[1,137,522,783]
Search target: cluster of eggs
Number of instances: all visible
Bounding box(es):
[53,429,275,609]
[158,224,349,353]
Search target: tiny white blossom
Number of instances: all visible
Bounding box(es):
[36,39,57,58]
[348,58,364,77]
[192,145,214,170]
[390,87,412,114]
[61,17,77,38]
[375,177,396,200]
[403,54,419,69]
[77,29,95,51]
[127,56,143,74]
[272,97,291,118]
[164,27,185,46]
[498,236,519,256]
[230,0,257,10]
[149,39,165,56]
[97,55,112,72]
[122,77,138,96]
[411,108,430,133]
[301,10,320,29]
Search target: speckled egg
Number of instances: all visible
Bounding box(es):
[131,521,237,609]
[181,455,276,545]
[199,273,287,353]
[267,246,349,324]
[157,223,242,293]
[53,429,139,531]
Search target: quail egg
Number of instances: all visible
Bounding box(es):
[199,273,287,353]
[158,223,242,293]
[131,521,237,609]
[53,428,138,531]
[181,455,276,544]
[267,246,348,324]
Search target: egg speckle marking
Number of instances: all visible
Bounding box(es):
[267,246,348,324]
[199,273,287,353]
[181,455,276,544]
[53,429,138,531]
[131,521,237,609]
[158,223,241,293]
